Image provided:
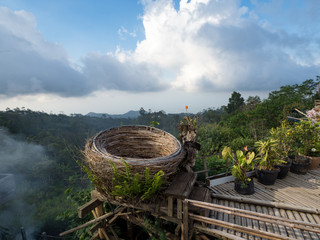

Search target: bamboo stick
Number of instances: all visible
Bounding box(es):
[190,213,291,240]
[60,207,123,236]
[211,193,320,214]
[193,223,247,240]
[183,201,189,240]
[186,199,320,231]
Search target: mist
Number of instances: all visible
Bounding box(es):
[0,128,49,240]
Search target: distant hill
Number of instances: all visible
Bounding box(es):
[86,110,140,119]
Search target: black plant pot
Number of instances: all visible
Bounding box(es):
[255,167,280,185]
[276,159,292,179]
[234,179,254,195]
[290,155,311,175]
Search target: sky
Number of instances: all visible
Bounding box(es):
[0,0,319,115]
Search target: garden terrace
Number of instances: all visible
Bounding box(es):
[60,169,320,240]
[208,168,320,239]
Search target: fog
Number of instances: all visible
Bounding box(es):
[0,128,49,239]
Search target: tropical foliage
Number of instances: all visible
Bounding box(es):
[0,76,319,238]
[222,146,255,183]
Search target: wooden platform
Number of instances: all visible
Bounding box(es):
[207,168,320,240]
[61,170,320,240]
[211,169,320,209]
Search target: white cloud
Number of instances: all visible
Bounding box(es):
[82,52,167,92]
[128,0,320,92]
[0,6,165,98]
[0,1,319,100]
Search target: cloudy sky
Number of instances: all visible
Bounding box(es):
[0,0,319,114]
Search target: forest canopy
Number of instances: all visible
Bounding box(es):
[0,77,319,239]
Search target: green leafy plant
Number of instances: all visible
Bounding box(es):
[269,121,294,158]
[110,159,165,201]
[254,138,285,170]
[222,146,255,183]
[150,121,160,127]
[288,120,320,157]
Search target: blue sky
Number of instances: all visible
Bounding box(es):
[0,0,319,114]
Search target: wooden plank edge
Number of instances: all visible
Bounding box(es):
[211,193,320,214]
[194,223,247,240]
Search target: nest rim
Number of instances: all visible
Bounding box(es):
[92,125,182,164]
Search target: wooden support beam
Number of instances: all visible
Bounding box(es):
[190,213,291,240]
[174,222,181,236]
[90,222,104,234]
[212,193,320,214]
[95,204,106,239]
[90,232,99,240]
[187,199,320,232]
[60,207,123,236]
[194,224,247,240]
[182,201,189,240]
[168,196,173,217]
[177,199,182,219]
[78,198,103,218]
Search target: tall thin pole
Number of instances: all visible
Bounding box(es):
[20,227,27,240]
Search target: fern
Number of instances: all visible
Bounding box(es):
[111,160,166,201]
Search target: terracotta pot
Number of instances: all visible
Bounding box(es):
[309,156,320,170]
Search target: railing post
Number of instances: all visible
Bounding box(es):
[202,157,209,179]
[182,200,189,240]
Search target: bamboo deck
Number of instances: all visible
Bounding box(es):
[209,169,320,239]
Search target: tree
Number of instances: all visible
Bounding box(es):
[226,91,244,114]
[139,107,146,116]
[245,96,261,111]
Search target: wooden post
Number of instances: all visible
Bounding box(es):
[168,196,173,217]
[182,200,189,240]
[202,157,208,179]
[20,227,27,240]
[95,204,106,239]
[177,199,183,219]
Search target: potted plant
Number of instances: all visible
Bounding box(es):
[289,120,319,173]
[269,122,292,179]
[254,138,285,185]
[222,146,255,195]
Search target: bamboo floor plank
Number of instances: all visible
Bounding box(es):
[303,212,319,240]
[285,210,303,239]
[241,203,250,239]
[273,207,287,237]
[211,169,320,209]
[292,210,311,240]
[208,168,320,239]
[233,201,242,238]
[255,205,267,240]
[216,199,224,231]
[309,214,320,239]
[228,200,235,235]
[249,204,260,240]
[268,206,281,236]
[209,198,218,230]
[223,200,229,233]
[279,208,295,239]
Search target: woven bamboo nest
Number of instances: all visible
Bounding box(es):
[84,125,185,194]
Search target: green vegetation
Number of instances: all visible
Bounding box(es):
[0,76,319,238]
[111,160,165,201]
[222,147,255,183]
